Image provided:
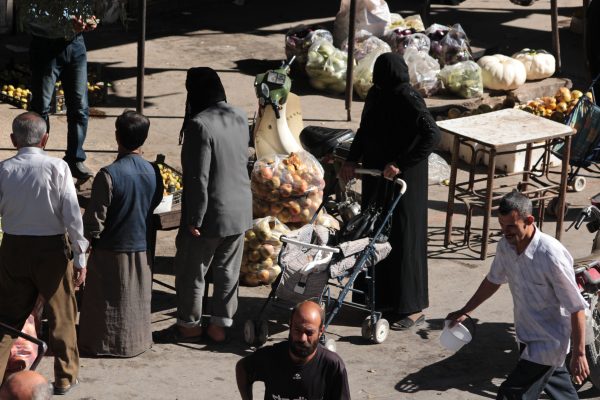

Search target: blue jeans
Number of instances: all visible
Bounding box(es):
[30,34,89,162]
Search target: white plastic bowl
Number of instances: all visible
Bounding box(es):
[440,320,472,351]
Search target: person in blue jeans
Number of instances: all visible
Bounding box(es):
[25,1,98,179]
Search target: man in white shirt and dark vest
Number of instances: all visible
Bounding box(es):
[0,112,88,395]
[447,191,589,399]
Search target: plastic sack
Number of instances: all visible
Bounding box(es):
[428,153,450,185]
[353,47,390,99]
[251,152,325,224]
[439,61,483,99]
[384,13,405,34]
[425,23,450,62]
[333,0,391,47]
[285,25,333,75]
[341,30,391,62]
[403,48,441,97]
[403,15,425,32]
[386,30,430,55]
[439,24,473,66]
[306,41,351,94]
[240,217,290,287]
[5,315,38,375]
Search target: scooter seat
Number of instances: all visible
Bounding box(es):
[300,126,355,159]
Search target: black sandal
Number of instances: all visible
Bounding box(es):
[390,314,425,331]
[152,325,204,344]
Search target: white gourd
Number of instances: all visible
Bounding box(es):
[511,49,555,80]
[477,54,527,91]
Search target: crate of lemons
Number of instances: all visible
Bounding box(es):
[157,163,183,202]
[1,84,31,110]
[519,87,594,123]
[240,216,290,287]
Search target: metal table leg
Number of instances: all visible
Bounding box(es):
[444,136,460,247]
[556,135,572,239]
[481,148,497,260]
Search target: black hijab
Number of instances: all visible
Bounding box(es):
[372,52,410,93]
[179,67,227,144]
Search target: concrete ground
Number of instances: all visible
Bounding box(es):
[1,0,600,398]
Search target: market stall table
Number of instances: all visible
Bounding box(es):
[438,108,575,259]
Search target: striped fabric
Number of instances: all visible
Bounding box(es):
[487,227,588,367]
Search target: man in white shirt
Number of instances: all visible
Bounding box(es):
[0,112,88,395]
[446,191,589,399]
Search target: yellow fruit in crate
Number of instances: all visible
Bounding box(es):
[58,90,64,95]
[1,85,7,91]
[555,87,571,102]
[556,101,568,113]
[571,90,583,100]
[8,85,14,91]
[586,92,594,101]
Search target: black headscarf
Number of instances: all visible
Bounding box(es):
[373,53,410,93]
[179,67,227,144]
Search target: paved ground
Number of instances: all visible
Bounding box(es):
[2,0,600,398]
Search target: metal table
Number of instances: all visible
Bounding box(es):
[438,108,575,259]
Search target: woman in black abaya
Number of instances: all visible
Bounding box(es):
[340,53,440,330]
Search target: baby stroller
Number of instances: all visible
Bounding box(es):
[533,74,600,197]
[243,170,407,350]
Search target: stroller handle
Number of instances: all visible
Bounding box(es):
[280,236,341,253]
[355,168,407,194]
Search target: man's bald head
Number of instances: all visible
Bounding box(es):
[0,371,51,400]
[290,300,325,328]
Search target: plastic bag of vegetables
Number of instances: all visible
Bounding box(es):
[403,48,441,98]
[285,25,333,76]
[353,47,391,99]
[240,216,290,287]
[306,40,351,94]
[384,13,405,34]
[439,61,483,99]
[341,30,391,62]
[385,30,430,55]
[425,23,450,62]
[251,152,325,225]
[403,15,425,32]
[439,24,473,66]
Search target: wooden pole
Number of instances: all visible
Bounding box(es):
[136,0,147,113]
[583,0,590,76]
[345,0,356,122]
[551,0,561,72]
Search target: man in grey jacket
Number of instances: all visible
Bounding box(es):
[156,67,252,343]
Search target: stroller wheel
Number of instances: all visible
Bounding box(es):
[569,177,586,192]
[243,320,256,345]
[373,319,390,344]
[324,338,337,353]
[256,320,269,347]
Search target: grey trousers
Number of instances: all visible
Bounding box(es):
[496,358,578,400]
[174,231,244,328]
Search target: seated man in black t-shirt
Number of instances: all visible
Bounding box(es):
[236,300,351,400]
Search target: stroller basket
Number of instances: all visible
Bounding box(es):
[275,224,334,305]
[275,226,393,306]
